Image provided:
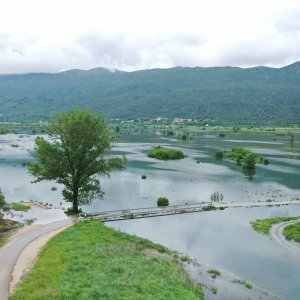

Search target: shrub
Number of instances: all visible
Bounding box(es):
[157,197,169,207]
[263,159,269,165]
[181,134,187,140]
[148,147,185,160]
[51,186,57,191]
[141,175,147,179]
[202,205,217,211]
[124,213,135,219]
[64,207,82,216]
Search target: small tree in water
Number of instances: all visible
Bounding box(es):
[28,110,126,213]
[210,192,224,203]
[287,130,294,147]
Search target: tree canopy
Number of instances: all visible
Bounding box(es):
[28,110,126,213]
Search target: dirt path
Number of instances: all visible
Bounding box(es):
[270,219,300,254]
[0,219,74,300]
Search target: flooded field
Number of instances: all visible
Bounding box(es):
[0,130,300,299]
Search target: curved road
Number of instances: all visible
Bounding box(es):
[270,219,300,254]
[0,219,74,300]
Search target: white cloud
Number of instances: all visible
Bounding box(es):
[0,0,300,73]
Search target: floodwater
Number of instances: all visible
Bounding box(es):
[0,130,300,299]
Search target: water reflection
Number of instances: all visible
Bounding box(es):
[110,206,300,300]
[243,166,256,181]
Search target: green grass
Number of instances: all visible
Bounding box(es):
[11,220,204,300]
[251,216,300,235]
[10,202,31,211]
[283,222,300,243]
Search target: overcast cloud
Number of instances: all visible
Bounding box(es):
[0,0,300,74]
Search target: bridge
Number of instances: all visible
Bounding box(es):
[83,200,300,222]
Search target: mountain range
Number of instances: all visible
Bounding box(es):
[0,62,299,125]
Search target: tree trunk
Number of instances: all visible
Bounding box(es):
[72,189,79,213]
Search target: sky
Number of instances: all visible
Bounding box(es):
[0,0,300,73]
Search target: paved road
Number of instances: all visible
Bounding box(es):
[0,219,74,300]
[270,219,300,254]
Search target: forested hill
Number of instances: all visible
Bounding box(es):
[0,62,299,125]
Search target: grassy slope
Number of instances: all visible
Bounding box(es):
[251,216,300,235]
[11,220,204,300]
[283,222,300,243]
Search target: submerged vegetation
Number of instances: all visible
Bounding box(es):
[148,147,185,160]
[207,269,221,279]
[226,147,267,166]
[231,279,252,289]
[213,147,271,180]
[210,192,224,203]
[214,151,224,160]
[11,221,204,299]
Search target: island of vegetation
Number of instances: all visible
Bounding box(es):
[226,147,269,166]
[157,196,169,207]
[148,147,185,160]
[11,220,204,299]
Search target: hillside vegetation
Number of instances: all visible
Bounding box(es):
[1,62,300,125]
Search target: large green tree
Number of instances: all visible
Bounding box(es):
[28,110,126,213]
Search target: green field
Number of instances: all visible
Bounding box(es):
[11,220,204,300]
